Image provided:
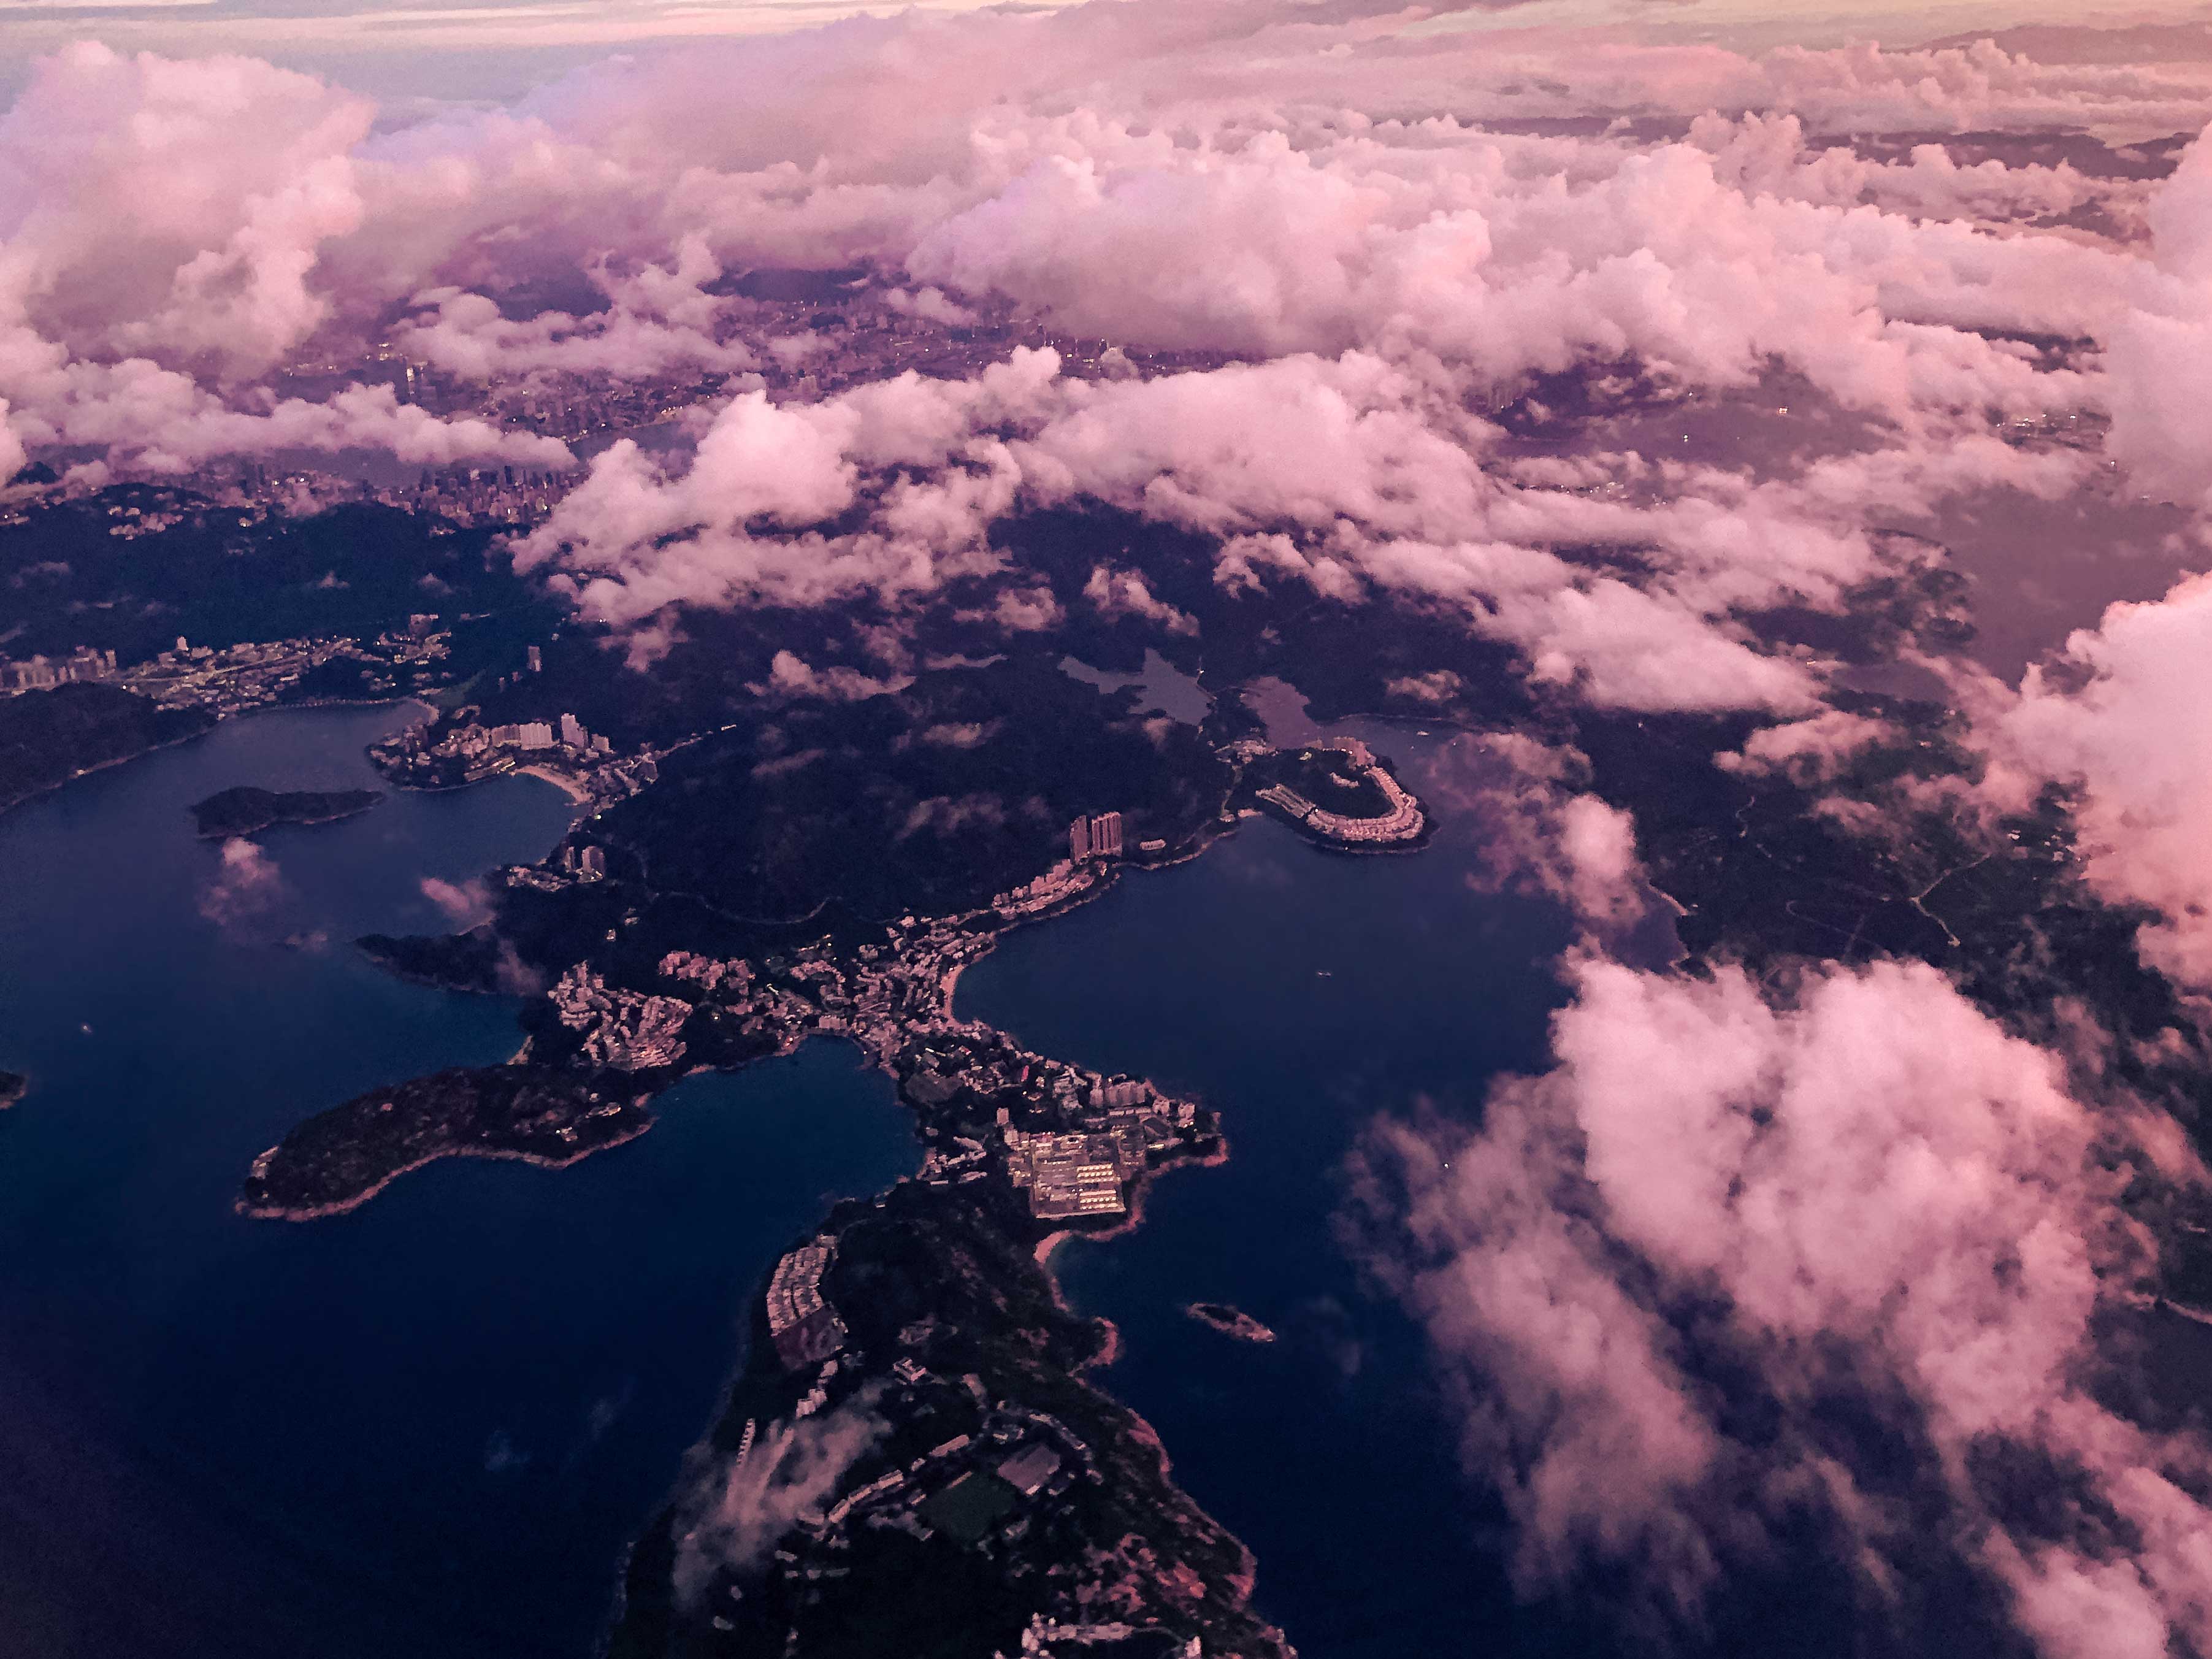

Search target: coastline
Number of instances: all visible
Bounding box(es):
[0,721,213,821]
[236,1120,653,1222]
[513,762,594,806]
[1,688,436,824]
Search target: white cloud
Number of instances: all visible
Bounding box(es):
[1353,955,2210,1659]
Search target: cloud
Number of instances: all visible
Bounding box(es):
[0,15,2176,755]
[898,792,1006,839]
[198,836,286,927]
[751,649,910,703]
[419,875,492,929]
[2104,126,2212,512]
[1350,955,2208,1659]
[1081,563,1198,637]
[1716,708,1892,784]
[670,1389,884,1606]
[1435,734,1651,933]
[916,719,996,748]
[1997,571,2212,991]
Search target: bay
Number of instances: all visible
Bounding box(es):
[957,723,1594,1659]
[0,703,914,1659]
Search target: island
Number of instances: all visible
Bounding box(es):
[1187,1303,1276,1343]
[237,1065,652,1220]
[189,784,382,838]
[0,1071,26,1111]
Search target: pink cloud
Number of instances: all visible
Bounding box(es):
[1352,955,2211,1657]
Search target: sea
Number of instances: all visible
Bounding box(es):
[0,692,1603,1659]
[957,713,1604,1659]
[0,704,916,1659]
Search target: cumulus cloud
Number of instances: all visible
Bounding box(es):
[670,1389,884,1607]
[198,836,286,929]
[1997,572,2212,990]
[898,792,1006,840]
[751,649,911,703]
[2105,126,2212,512]
[1436,734,1651,933]
[1350,956,2210,1659]
[419,875,493,929]
[0,9,2181,751]
[1081,564,1197,637]
[1717,708,1892,783]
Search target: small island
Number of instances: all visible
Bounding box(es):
[1187,1302,1276,1343]
[189,784,382,838]
[0,1071,26,1111]
[237,1064,651,1219]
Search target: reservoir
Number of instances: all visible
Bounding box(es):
[957,722,1594,1659]
[0,704,914,1659]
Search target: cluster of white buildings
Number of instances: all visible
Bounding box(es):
[659,951,754,995]
[1257,737,1425,846]
[1,646,116,694]
[549,964,691,1071]
[766,1239,848,1370]
[1068,811,1123,862]
[1002,1125,1150,1221]
[992,857,1108,920]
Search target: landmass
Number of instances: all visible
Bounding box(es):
[0,1071,26,1111]
[1187,1303,1276,1344]
[189,785,383,838]
[237,1065,652,1220]
[0,682,215,814]
[175,496,2212,1656]
[610,1185,1288,1659]
[1237,734,1428,851]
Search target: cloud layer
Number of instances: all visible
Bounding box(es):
[1353,956,2210,1659]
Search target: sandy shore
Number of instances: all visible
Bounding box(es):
[513,764,594,806]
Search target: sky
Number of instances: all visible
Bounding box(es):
[0,0,2206,101]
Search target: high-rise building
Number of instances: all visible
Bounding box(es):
[1070,811,1123,861]
[560,712,586,749]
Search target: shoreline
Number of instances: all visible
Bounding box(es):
[1,689,434,824]
[237,1120,653,1222]
[513,762,594,807]
[0,721,213,820]
[192,797,383,839]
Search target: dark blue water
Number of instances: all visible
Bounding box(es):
[0,705,914,1659]
[959,725,1589,1659]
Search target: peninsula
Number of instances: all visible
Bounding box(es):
[1238,734,1429,851]
[189,784,383,838]
[237,1065,651,1220]
[0,682,214,816]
